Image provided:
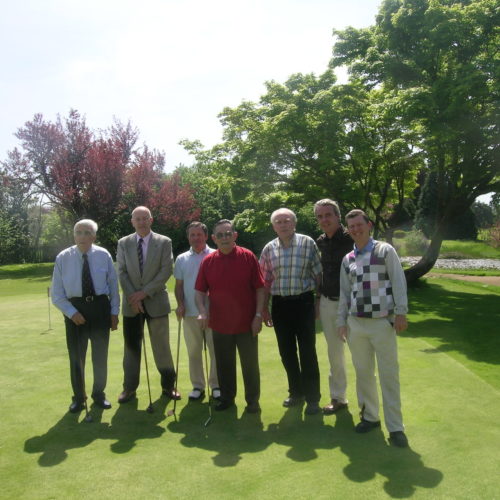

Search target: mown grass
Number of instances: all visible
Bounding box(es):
[0,265,499,499]
[394,236,500,260]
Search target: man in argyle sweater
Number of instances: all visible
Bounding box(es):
[337,209,409,448]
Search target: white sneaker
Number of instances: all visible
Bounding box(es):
[188,388,205,400]
[212,388,221,400]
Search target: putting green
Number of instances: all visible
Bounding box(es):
[0,277,499,499]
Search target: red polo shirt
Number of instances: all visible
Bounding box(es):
[195,245,264,334]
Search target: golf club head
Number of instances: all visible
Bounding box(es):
[146,404,154,414]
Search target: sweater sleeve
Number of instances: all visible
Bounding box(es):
[385,245,408,315]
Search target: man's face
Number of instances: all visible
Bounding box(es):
[188,227,208,253]
[211,223,237,253]
[346,215,372,247]
[315,205,340,236]
[272,211,296,240]
[131,209,153,236]
[74,225,96,253]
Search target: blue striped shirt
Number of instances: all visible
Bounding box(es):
[51,244,120,318]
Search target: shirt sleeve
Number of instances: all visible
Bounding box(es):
[194,259,208,293]
[385,245,408,315]
[336,257,350,328]
[258,245,274,289]
[51,255,78,319]
[173,256,183,280]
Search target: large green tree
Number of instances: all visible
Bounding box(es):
[332,0,500,280]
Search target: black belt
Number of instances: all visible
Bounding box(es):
[70,294,107,304]
[274,291,314,302]
[323,295,339,301]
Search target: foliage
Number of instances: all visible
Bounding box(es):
[332,0,500,281]
[405,230,429,256]
[1,111,200,258]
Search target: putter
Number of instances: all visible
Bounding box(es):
[141,314,154,413]
[203,329,212,427]
[75,326,92,423]
[167,318,182,420]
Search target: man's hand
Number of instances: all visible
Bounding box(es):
[251,315,263,336]
[394,314,408,334]
[111,315,119,331]
[197,313,208,330]
[175,304,185,321]
[71,312,86,326]
[338,326,348,342]
[131,302,144,314]
[262,309,273,327]
[128,290,147,306]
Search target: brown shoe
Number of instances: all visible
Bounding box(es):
[118,390,136,404]
[323,399,348,415]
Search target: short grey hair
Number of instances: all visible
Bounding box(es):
[270,208,297,224]
[74,219,98,235]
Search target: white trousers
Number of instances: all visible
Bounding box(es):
[319,297,348,403]
[183,316,218,390]
[347,316,404,432]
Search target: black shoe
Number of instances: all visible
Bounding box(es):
[283,396,304,408]
[304,402,321,415]
[355,418,381,433]
[389,431,409,448]
[162,389,182,400]
[245,402,261,414]
[93,397,112,409]
[323,399,348,415]
[214,399,235,411]
[69,400,85,413]
[118,390,136,404]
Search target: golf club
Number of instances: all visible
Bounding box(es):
[75,326,92,423]
[167,318,182,420]
[203,329,212,427]
[141,313,154,413]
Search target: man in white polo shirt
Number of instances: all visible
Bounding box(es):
[174,222,220,401]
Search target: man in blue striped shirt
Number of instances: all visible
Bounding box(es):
[260,208,323,415]
[52,219,120,413]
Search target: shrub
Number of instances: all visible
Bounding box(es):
[405,230,429,256]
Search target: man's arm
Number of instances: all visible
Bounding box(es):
[336,258,350,341]
[195,290,209,329]
[251,287,265,336]
[385,245,408,334]
[116,238,137,298]
[51,256,81,321]
[174,279,185,320]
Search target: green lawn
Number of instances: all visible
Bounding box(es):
[1,267,499,499]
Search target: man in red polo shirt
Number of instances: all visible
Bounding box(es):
[195,219,265,413]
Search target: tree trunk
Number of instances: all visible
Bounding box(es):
[404,231,444,284]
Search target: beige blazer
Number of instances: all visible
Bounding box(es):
[116,231,173,318]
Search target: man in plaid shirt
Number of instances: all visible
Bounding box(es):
[260,208,323,415]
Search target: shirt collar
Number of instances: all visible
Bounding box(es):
[354,237,374,256]
[189,245,211,256]
[136,232,152,244]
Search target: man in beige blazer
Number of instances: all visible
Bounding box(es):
[116,206,180,403]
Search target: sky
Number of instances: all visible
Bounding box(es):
[0,0,382,170]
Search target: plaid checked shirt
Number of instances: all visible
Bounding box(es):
[259,233,322,296]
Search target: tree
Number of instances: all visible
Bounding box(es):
[332,0,500,281]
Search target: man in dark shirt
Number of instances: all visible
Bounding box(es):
[314,199,353,415]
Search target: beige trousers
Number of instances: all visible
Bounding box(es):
[347,316,404,432]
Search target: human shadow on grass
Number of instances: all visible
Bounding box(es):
[24,405,109,466]
[408,281,500,365]
[167,400,272,467]
[266,405,338,461]
[337,416,443,498]
[108,396,168,453]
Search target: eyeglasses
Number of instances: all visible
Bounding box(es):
[214,231,233,239]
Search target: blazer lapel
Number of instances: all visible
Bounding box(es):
[128,234,142,277]
[142,232,158,277]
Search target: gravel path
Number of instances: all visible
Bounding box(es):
[400,257,500,270]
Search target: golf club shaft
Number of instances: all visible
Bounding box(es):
[203,328,212,426]
[172,318,182,417]
[75,324,91,422]
[141,312,153,409]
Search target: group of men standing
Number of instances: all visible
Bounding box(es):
[51,199,409,448]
